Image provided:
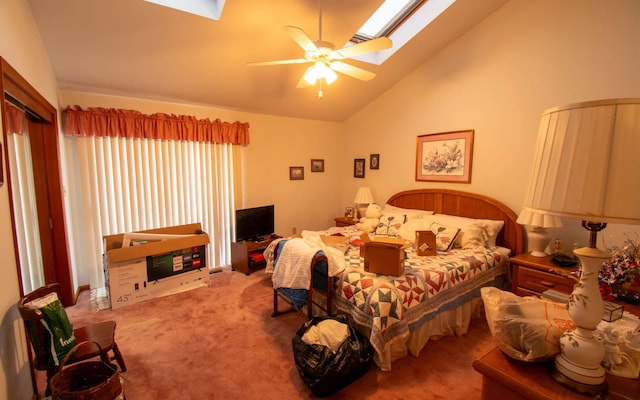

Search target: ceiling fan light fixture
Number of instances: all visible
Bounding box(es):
[303,62,338,86]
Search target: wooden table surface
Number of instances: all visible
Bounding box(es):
[473,347,639,400]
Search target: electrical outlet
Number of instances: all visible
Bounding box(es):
[292,227,297,235]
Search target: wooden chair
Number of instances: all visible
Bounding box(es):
[17,283,127,396]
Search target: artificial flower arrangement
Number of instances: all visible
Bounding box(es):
[598,233,640,302]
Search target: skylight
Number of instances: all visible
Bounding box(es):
[351,0,456,65]
[354,0,424,41]
[145,0,226,20]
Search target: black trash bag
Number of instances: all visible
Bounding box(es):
[292,313,374,397]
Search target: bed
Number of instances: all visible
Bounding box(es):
[265,189,523,371]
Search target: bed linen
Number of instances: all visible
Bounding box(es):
[266,225,509,370]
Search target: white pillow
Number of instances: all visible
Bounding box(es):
[397,219,432,241]
[427,214,504,249]
[382,204,434,220]
[457,224,489,249]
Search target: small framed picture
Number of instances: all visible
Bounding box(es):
[370,154,380,170]
[354,158,365,178]
[311,159,324,172]
[344,207,354,218]
[289,166,304,180]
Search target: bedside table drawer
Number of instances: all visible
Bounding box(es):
[515,266,576,294]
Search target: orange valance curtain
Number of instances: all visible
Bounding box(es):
[62,106,250,145]
[5,102,29,135]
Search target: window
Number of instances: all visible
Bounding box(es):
[145,0,226,20]
[350,0,456,65]
[352,0,425,42]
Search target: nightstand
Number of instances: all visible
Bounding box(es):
[510,252,579,297]
[334,217,358,227]
[511,252,640,316]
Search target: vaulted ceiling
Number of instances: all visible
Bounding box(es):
[27,0,507,121]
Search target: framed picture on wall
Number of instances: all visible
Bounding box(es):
[370,154,380,170]
[354,158,365,178]
[311,159,324,172]
[416,130,474,183]
[289,166,304,180]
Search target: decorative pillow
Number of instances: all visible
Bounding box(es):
[25,292,77,365]
[430,222,460,251]
[382,204,434,220]
[375,213,406,236]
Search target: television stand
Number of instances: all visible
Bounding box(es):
[230,236,277,275]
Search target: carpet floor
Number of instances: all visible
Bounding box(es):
[40,269,497,399]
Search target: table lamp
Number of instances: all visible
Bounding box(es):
[354,187,374,221]
[519,98,640,395]
[516,207,562,256]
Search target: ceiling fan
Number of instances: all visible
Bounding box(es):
[247,0,392,98]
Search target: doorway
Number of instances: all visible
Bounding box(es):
[1,57,73,306]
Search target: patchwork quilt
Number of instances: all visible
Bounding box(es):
[334,245,508,360]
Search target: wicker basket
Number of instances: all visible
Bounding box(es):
[50,342,123,400]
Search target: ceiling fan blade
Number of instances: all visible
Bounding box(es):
[330,61,376,81]
[247,58,309,67]
[333,37,392,59]
[284,26,318,53]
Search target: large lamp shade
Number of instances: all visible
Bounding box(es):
[522,98,640,226]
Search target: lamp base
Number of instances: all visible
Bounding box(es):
[528,227,551,257]
[551,247,609,395]
[551,367,608,396]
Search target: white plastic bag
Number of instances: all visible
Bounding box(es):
[481,287,574,362]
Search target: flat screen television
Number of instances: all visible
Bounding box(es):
[235,205,275,242]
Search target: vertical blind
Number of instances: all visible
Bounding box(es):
[61,108,245,309]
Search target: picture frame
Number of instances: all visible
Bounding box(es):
[344,207,354,218]
[354,158,365,178]
[289,166,304,180]
[310,159,324,172]
[370,154,380,170]
[415,130,474,183]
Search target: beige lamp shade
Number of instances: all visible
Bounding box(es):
[354,187,374,220]
[521,98,640,225]
[354,187,374,204]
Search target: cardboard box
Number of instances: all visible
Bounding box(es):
[104,223,210,310]
[360,234,411,276]
[415,230,437,256]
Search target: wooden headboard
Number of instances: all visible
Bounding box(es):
[386,189,523,255]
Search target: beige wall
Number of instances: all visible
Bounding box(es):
[2,0,640,397]
[344,0,640,249]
